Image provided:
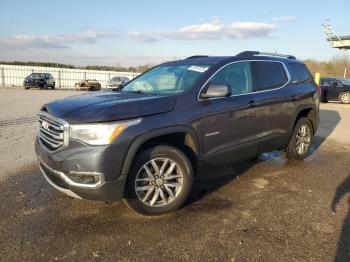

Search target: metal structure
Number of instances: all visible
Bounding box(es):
[322,20,350,50]
[322,20,349,78]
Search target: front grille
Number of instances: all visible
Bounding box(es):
[37,113,68,151]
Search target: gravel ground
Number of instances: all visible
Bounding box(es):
[0,87,80,176]
[0,87,349,261]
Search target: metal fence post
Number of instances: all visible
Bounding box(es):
[0,67,5,86]
[58,70,61,88]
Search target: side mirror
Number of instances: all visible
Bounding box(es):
[201,85,231,99]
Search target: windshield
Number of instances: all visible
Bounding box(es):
[336,78,350,85]
[29,73,45,79]
[121,65,210,94]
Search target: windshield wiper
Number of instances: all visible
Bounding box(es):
[123,90,156,95]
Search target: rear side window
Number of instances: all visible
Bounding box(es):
[289,63,312,83]
[251,61,288,92]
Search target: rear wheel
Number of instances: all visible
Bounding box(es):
[286,117,313,160]
[124,145,193,215]
[339,92,350,104]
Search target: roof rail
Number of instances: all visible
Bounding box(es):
[186,55,209,59]
[236,51,296,60]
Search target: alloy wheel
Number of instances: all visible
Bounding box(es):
[135,158,184,207]
[295,124,311,155]
[340,93,350,104]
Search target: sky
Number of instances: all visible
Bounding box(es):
[0,0,349,66]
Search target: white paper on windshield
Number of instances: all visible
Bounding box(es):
[187,66,209,73]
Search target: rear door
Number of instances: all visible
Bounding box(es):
[249,60,292,152]
[199,61,261,165]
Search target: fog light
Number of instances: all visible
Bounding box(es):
[67,172,103,185]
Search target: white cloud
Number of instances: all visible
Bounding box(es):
[272,16,297,22]
[128,32,159,43]
[129,20,276,42]
[225,22,276,38]
[0,28,119,49]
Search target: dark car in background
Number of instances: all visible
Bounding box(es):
[35,51,319,215]
[320,77,350,103]
[75,79,101,91]
[107,76,130,88]
[24,73,55,89]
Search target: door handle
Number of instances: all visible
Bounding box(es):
[291,95,300,101]
[248,100,260,107]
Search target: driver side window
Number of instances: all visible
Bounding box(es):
[210,62,253,95]
[328,79,339,87]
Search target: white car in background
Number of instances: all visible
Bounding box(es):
[107,76,130,88]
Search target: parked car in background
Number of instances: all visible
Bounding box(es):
[36,51,319,215]
[107,76,130,88]
[75,79,101,91]
[320,77,350,103]
[24,73,55,89]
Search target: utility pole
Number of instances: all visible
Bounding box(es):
[344,67,347,78]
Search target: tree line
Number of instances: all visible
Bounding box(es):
[0,61,153,73]
[304,54,349,78]
[1,54,349,77]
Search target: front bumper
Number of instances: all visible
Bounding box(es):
[24,81,45,88]
[35,137,128,202]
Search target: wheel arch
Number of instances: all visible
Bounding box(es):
[290,106,317,135]
[121,126,201,177]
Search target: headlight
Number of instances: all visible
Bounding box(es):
[70,118,142,145]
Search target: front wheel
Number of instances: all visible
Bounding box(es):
[286,117,313,160]
[124,145,193,215]
[339,92,350,104]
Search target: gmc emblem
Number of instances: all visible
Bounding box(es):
[41,121,50,131]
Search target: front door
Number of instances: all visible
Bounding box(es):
[198,61,262,165]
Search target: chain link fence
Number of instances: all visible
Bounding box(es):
[0,64,140,89]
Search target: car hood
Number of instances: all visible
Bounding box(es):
[42,91,177,124]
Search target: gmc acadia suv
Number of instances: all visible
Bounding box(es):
[24,73,55,89]
[35,51,320,215]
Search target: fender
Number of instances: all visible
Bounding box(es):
[121,125,201,176]
[288,103,317,138]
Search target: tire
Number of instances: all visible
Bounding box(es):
[286,117,313,161]
[339,92,350,104]
[124,145,193,215]
[51,83,55,89]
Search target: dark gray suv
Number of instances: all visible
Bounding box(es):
[35,51,320,215]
